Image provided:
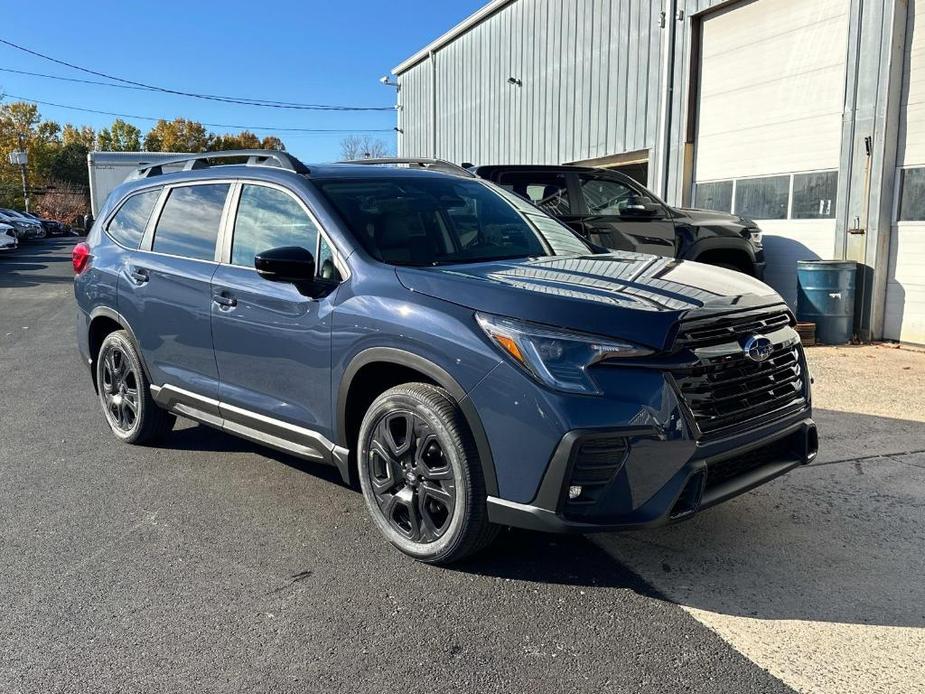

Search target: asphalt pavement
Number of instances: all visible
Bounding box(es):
[1,239,922,693]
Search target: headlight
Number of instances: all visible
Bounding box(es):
[748,229,763,249]
[476,313,652,395]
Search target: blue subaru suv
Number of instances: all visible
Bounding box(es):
[74,151,818,564]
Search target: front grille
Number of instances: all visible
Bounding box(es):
[675,342,806,436]
[672,307,806,438]
[675,307,792,349]
[704,434,797,490]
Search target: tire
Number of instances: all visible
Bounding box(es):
[96,330,174,445]
[357,383,498,564]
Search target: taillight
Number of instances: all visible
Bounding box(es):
[72,242,91,274]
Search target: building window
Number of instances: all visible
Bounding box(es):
[898,167,925,222]
[734,176,789,220]
[694,181,733,212]
[792,171,837,219]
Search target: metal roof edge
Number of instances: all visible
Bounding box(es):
[391,0,516,75]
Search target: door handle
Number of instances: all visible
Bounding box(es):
[213,292,237,309]
[128,267,149,285]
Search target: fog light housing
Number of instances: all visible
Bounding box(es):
[568,485,582,500]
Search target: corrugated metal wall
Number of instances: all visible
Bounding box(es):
[397,0,664,166]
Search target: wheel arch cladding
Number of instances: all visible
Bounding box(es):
[87,308,152,391]
[337,347,498,496]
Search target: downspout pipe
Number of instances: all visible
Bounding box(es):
[430,49,438,158]
[656,0,678,200]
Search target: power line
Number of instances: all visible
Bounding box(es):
[0,93,394,134]
[0,37,395,112]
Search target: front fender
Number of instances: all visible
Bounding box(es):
[331,287,502,496]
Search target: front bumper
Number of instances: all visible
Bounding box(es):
[487,413,817,533]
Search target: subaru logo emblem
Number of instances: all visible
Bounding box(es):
[743,335,773,363]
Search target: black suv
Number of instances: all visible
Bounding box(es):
[472,165,766,277]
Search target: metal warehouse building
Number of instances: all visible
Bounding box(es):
[391,0,925,344]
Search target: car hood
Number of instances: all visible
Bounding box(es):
[396,253,783,350]
[670,206,757,232]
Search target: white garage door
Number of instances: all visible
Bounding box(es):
[693,0,850,307]
[885,0,925,344]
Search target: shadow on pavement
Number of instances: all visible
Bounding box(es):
[146,397,925,629]
[0,238,78,289]
[161,421,346,486]
[595,410,925,628]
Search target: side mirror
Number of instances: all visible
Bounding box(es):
[619,200,662,218]
[255,246,315,284]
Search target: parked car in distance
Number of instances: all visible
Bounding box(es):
[0,209,44,240]
[471,164,766,278]
[19,211,71,236]
[74,151,816,564]
[0,224,18,252]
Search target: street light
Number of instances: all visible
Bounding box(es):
[8,141,30,213]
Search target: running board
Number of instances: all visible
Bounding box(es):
[150,384,351,484]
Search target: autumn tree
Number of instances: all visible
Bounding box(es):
[210,131,287,151]
[259,135,285,151]
[340,134,391,160]
[0,102,41,208]
[144,118,211,152]
[62,124,97,149]
[97,119,142,151]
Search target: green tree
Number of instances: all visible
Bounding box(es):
[98,119,142,151]
[144,118,211,152]
[46,142,90,188]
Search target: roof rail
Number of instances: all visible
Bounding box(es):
[131,150,310,179]
[339,157,475,178]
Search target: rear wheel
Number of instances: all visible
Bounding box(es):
[357,383,498,564]
[96,331,174,445]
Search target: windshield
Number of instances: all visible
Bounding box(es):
[316,176,590,266]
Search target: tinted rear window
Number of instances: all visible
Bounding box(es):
[106,189,161,249]
[315,176,588,266]
[152,184,229,261]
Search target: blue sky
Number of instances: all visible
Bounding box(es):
[0,0,487,160]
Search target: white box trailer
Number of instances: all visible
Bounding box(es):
[87,151,192,217]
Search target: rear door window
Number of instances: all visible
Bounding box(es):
[106,189,161,249]
[152,184,230,261]
[497,172,572,215]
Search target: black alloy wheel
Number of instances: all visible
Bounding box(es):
[367,410,457,543]
[358,383,498,564]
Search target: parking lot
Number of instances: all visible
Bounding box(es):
[1,239,923,693]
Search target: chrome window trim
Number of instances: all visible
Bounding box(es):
[139,179,236,262]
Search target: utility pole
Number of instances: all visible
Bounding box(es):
[8,134,30,213]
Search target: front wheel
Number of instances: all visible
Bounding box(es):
[357,383,498,564]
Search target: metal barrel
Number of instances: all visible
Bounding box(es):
[796,260,857,345]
